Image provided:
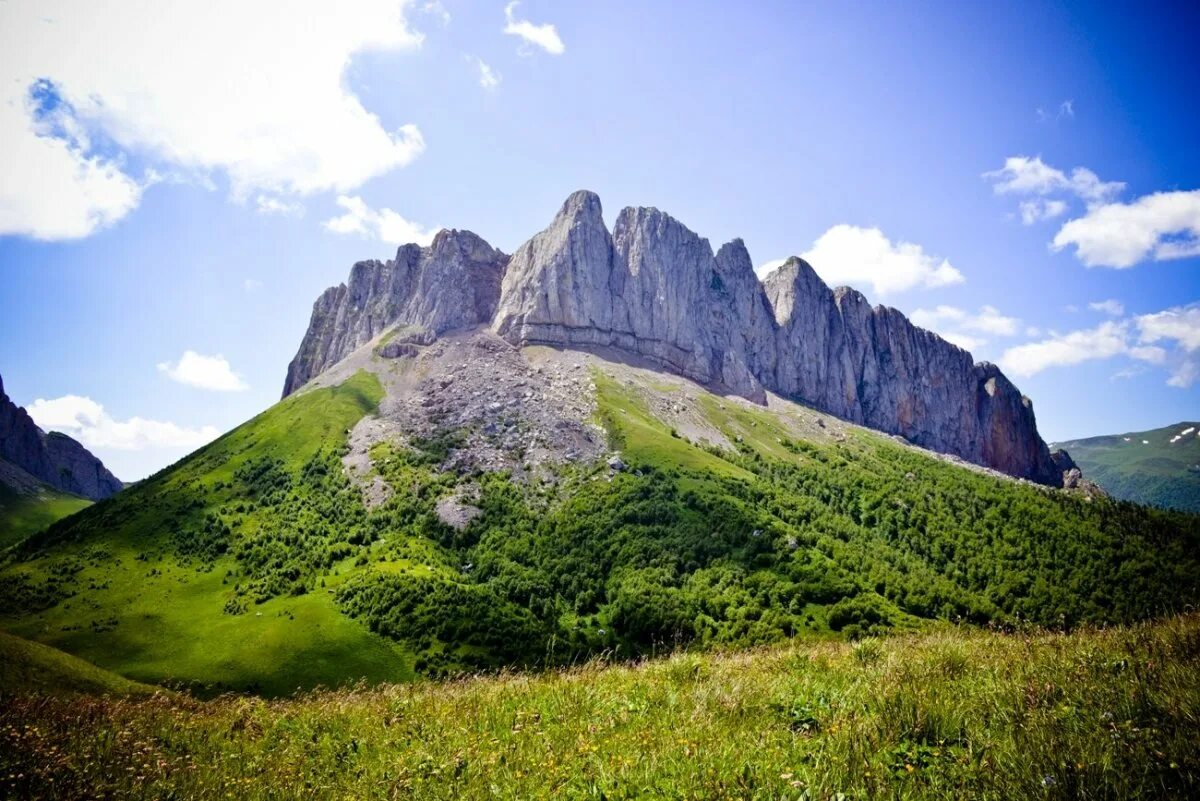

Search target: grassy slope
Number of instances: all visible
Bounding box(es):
[0,629,156,696]
[0,372,415,697]
[1053,421,1200,512]
[3,614,1198,800]
[0,479,91,550]
[2,363,1198,694]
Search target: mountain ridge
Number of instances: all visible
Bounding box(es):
[0,372,122,503]
[285,191,1067,485]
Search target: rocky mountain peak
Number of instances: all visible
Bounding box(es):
[284,190,1068,485]
[0,372,122,500]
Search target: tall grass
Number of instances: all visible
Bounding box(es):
[4,614,1198,800]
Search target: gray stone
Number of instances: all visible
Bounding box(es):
[0,372,122,500]
[283,190,1073,486]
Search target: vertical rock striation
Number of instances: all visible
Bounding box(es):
[0,373,122,500]
[284,191,1065,485]
[282,229,509,397]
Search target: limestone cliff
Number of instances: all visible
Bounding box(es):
[283,191,1066,485]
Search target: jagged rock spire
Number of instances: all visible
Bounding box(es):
[283,191,1063,485]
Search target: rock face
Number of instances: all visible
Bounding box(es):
[284,190,1066,485]
[282,229,509,397]
[0,373,122,500]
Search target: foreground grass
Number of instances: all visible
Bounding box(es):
[4,615,1198,800]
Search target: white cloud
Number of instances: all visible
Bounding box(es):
[1018,198,1068,225]
[0,1,427,241]
[795,225,964,297]
[1059,100,1074,118]
[470,56,502,90]
[754,258,788,279]
[157,351,249,392]
[255,195,304,217]
[939,332,987,352]
[1136,305,1200,352]
[910,304,1020,337]
[324,194,439,246]
[0,80,145,239]
[999,321,1139,377]
[243,278,263,292]
[909,304,1020,353]
[999,306,1200,387]
[419,1,450,26]
[1089,299,1125,316]
[1052,190,1200,268]
[984,156,1124,204]
[1167,360,1199,389]
[27,395,219,451]
[503,2,565,55]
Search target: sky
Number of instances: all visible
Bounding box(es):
[1,0,1198,480]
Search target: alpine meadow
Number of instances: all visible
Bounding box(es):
[3,2,1200,799]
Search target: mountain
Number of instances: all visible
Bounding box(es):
[286,191,1068,485]
[0,372,122,502]
[2,322,1197,692]
[1052,422,1200,512]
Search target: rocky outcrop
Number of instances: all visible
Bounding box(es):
[282,229,508,396]
[493,191,767,400]
[0,373,122,500]
[284,191,1068,486]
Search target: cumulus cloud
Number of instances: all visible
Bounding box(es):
[157,351,249,392]
[1000,321,1143,377]
[26,395,219,451]
[796,225,964,297]
[503,2,565,55]
[0,0,427,240]
[999,304,1200,387]
[1089,299,1125,316]
[1137,305,1200,352]
[324,195,440,246]
[984,156,1124,205]
[1051,190,1200,268]
[469,56,502,90]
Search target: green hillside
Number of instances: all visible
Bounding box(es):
[1,367,1198,695]
[0,471,91,550]
[1053,421,1200,512]
[4,615,1198,800]
[0,629,156,696]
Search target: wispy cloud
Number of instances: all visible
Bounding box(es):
[503,1,565,55]
[468,55,502,90]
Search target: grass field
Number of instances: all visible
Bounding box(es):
[0,629,154,696]
[0,481,90,550]
[1,372,415,695]
[3,614,1198,800]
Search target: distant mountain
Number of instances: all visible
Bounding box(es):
[1053,422,1200,512]
[0,372,122,502]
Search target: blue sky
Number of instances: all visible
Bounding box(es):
[2,0,1198,480]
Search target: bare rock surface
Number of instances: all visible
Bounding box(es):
[285,191,1071,486]
[0,372,122,500]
